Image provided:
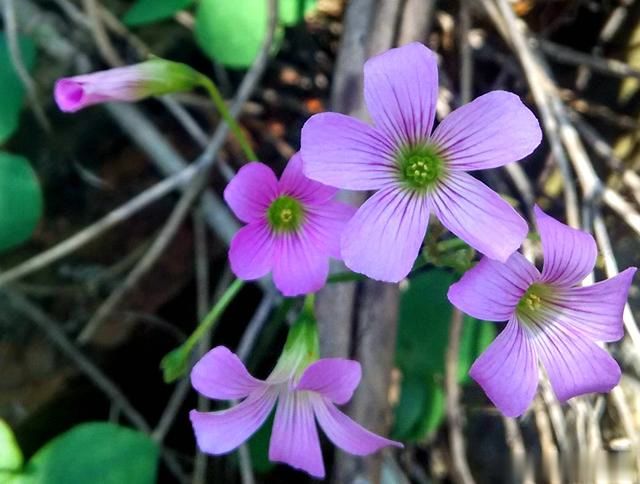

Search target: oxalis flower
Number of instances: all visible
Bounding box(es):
[301,42,542,282]
[224,153,355,296]
[54,59,203,112]
[189,317,402,478]
[448,206,637,417]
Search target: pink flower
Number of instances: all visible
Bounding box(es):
[301,42,542,282]
[448,206,636,417]
[224,154,355,296]
[54,59,202,112]
[190,323,401,478]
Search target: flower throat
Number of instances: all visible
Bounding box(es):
[267,195,304,232]
[396,144,445,191]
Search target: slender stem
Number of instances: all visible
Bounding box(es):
[198,75,258,161]
[184,278,245,354]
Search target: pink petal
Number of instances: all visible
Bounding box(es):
[269,391,325,478]
[296,358,361,404]
[312,396,403,455]
[190,386,277,454]
[448,252,540,321]
[272,231,329,296]
[300,112,397,190]
[535,206,597,287]
[223,162,279,223]
[431,91,542,171]
[430,172,528,262]
[341,186,430,282]
[228,222,274,280]
[191,346,265,400]
[364,42,438,145]
[531,317,621,402]
[279,153,337,204]
[305,201,356,259]
[547,268,636,342]
[469,316,538,417]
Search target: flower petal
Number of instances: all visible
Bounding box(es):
[535,206,597,287]
[272,231,329,296]
[312,396,403,455]
[530,315,621,402]
[431,91,542,171]
[269,391,324,478]
[430,172,528,262]
[469,316,538,417]
[448,252,540,321]
[364,42,438,145]
[190,386,277,455]
[547,268,636,342]
[301,112,397,190]
[191,346,265,400]
[296,358,361,405]
[341,187,430,282]
[305,201,356,259]
[229,222,274,280]
[224,162,279,223]
[279,153,337,204]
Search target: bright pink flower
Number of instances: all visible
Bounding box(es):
[224,154,355,296]
[54,59,202,112]
[448,206,636,417]
[301,42,542,282]
[190,325,401,478]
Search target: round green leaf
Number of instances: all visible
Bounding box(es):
[0,35,36,143]
[0,152,42,252]
[0,419,23,474]
[19,422,159,484]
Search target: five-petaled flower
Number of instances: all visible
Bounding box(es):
[54,59,202,113]
[301,42,542,282]
[224,153,355,296]
[448,206,636,417]
[189,319,402,478]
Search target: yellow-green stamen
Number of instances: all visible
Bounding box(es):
[396,144,446,192]
[267,195,304,232]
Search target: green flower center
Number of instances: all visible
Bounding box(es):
[516,283,550,321]
[396,144,445,191]
[267,195,304,232]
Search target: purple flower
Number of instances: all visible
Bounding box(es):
[54,59,202,112]
[224,154,355,296]
[448,206,636,417]
[189,344,401,478]
[301,42,542,282]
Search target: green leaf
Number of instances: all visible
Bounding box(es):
[0,152,43,252]
[0,35,36,143]
[247,412,275,474]
[18,422,159,484]
[0,419,23,475]
[194,0,315,68]
[124,0,194,26]
[393,269,495,441]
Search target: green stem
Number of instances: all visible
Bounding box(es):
[183,278,245,354]
[198,75,258,161]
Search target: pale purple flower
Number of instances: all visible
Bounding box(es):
[448,206,636,417]
[301,42,542,282]
[54,59,202,112]
[224,154,355,296]
[189,346,401,478]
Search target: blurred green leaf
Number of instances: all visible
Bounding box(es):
[0,420,23,476]
[17,422,158,484]
[0,152,43,252]
[124,0,194,26]
[247,412,275,474]
[194,0,315,68]
[393,269,495,441]
[0,35,35,143]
